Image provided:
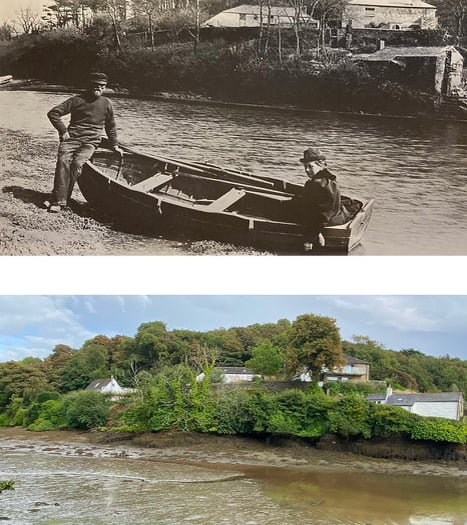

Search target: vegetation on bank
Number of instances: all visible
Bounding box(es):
[0,17,453,116]
[0,313,465,447]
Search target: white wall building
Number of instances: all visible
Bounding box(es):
[202,5,318,29]
[367,388,464,421]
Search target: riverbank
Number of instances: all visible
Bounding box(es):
[0,126,265,255]
[0,427,465,478]
[5,78,467,123]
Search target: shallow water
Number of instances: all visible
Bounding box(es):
[1,90,467,254]
[1,440,466,524]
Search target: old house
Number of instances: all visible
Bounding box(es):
[197,367,261,383]
[342,0,437,30]
[202,5,318,29]
[354,45,464,95]
[367,388,464,421]
[85,376,136,398]
[322,354,370,383]
[296,355,370,383]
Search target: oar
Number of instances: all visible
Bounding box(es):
[116,141,276,190]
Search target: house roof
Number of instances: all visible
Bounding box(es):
[222,4,309,17]
[386,392,463,406]
[367,394,387,401]
[347,0,436,8]
[216,366,255,375]
[86,378,114,390]
[343,354,369,365]
[358,46,456,62]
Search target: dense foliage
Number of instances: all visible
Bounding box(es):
[0,314,465,446]
[0,5,455,117]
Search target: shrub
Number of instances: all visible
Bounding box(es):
[65,391,111,430]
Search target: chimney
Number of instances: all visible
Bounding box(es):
[378,39,385,51]
[386,385,393,400]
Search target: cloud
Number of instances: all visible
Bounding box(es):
[0,297,94,360]
[325,296,467,334]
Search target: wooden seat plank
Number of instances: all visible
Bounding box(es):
[207,188,246,211]
[131,173,173,192]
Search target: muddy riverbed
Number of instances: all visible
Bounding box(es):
[2,427,466,525]
[1,427,466,478]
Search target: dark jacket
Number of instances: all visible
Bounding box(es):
[296,168,351,241]
[47,93,117,148]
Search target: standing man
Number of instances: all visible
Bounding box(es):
[47,72,123,212]
[297,147,356,252]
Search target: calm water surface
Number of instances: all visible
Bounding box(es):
[1,442,466,524]
[1,90,466,254]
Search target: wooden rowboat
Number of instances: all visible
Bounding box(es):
[0,75,12,85]
[78,144,374,254]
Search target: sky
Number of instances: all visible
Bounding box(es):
[0,0,46,25]
[0,295,466,362]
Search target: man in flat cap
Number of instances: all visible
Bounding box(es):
[296,147,356,252]
[46,72,123,212]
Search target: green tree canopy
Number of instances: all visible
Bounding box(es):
[286,314,344,383]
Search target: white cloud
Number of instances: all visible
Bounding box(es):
[325,295,467,334]
[0,297,94,360]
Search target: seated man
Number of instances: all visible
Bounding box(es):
[295,147,356,252]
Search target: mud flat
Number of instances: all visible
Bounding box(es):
[0,427,465,478]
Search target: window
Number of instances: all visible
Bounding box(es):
[365,7,376,16]
[239,13,246,20]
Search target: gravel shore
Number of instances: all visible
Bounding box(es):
[0,127,266,255]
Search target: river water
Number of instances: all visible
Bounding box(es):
[1,90,466,255]
[1,440,467,525]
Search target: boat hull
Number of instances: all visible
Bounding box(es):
[78,149,373,254]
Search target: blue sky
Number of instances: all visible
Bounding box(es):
[0,295,466,362]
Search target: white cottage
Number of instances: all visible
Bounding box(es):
[86,376,136,398]
[367,388,464,421]
[342,0,437,30]
[202,5,318,29]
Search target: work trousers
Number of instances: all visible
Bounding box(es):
[52,139,96,206]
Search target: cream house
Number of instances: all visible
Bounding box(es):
[202,5,318,28]
[343,0,437,30]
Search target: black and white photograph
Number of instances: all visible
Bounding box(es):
[0,295,466,524]
[1,0,466,255]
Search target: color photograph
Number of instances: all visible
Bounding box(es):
[0,295,466,524]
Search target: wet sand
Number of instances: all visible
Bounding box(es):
[1,427,465,478]
[0,127,265,255]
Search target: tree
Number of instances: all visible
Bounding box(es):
[246,341,284,377]
[132,0,160,49]
[16,7,43,33]
[286,313,344,383]
[435,0,467,45]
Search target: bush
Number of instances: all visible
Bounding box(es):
[410,416,467,444]
[65,391,111,430]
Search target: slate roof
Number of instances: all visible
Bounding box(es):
[86,378,113,390]
[347,0,436,8]
[217,367,255,375]
[359,46,454,62]
[221,4,309,17]
[343,354,369,365]
[386,392,463,406]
